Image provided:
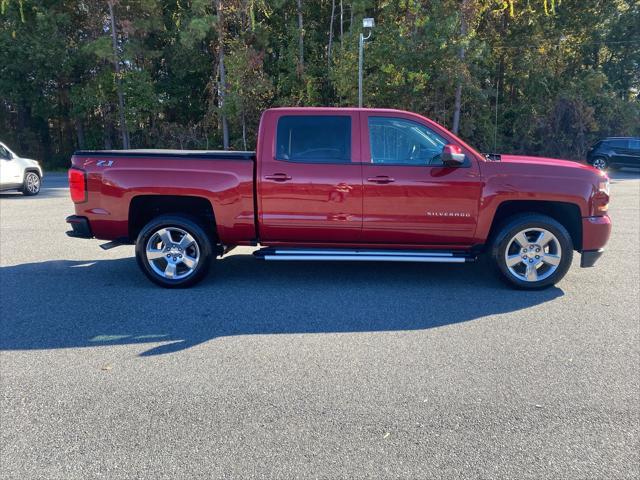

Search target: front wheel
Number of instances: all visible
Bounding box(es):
[135,215,214,288]
[22,171,41,196]
[491,214,573,289]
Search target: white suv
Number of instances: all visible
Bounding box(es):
[0,142,43,196]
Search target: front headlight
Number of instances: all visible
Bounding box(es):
[598,177,609,196]
[592,176,610,215]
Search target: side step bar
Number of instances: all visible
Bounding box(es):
[254,248,475,263]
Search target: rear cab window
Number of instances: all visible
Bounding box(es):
[276,116,351,163]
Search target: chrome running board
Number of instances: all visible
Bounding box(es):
[254,248,474,263]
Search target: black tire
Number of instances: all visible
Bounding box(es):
[135,214,214,288]
[490,214,573,290]
[21,171,41,196]
[591,157,608,171]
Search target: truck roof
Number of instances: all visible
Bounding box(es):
[266,107,414,114]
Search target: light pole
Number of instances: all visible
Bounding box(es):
[358,17,374,108]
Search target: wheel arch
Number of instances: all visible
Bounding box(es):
[128,195,218,243]
[23,167,41,181]
[487,200,582,251]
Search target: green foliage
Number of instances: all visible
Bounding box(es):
[224,38,274,149]
[1,0,638,166]
[83,37,114,61]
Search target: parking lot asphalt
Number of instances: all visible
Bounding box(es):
[1,170,639,479]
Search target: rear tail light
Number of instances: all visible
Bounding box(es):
[68,168,87,203]
[592,177,610,215]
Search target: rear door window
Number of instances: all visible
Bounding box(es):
[629,139,640,151]
[276,116,351,163]
[608,139,629,149]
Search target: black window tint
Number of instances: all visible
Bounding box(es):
[609,139,628,148]
[276,116,351,163]
[368,117,448,165]
[0,145,9,159]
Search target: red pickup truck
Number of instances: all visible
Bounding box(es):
[66,107,611,289]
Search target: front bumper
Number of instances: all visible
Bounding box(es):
[582,215,611,249]
[66,215,93,239]
[579,215,611,268]
[580,249,604,268]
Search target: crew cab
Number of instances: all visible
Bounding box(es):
[66,108,611,289]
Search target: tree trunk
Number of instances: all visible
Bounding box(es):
[218,48,230,150]
[103,108,114,150]
[340,0,343,48]
[108,0,130,149]
[452,84,462,134]
[16,102,29,153]
[328,0,335,68]
[216,0,230,150]
[75,120,85,149]
[297,0,304,77]
[241,109,247,151]
[451,1,468,135]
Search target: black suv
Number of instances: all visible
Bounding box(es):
[586,137,640,170]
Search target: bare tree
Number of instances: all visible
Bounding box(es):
[328,0,336,68]
[340,0,343,48]
[107,0,129,149]
[349,4,353,30]
[215,0,229,149]
[297,0,304,76]
[452,0,469,135]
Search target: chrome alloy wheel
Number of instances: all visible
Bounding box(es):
[504,228,562,283]
[592,158,607,170]
[25,172,40,194]
[145,227,200,280]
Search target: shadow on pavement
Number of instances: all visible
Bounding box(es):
[0,254,564,356]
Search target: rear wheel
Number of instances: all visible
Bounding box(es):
[135,215,214,288]
[22,171,41,196]
[591,157,608,170]
[491,214,573,289]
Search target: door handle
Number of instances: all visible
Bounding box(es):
[264,173,292,182]
[367,176,395,184]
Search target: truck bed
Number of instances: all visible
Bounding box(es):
[70,149,257,244]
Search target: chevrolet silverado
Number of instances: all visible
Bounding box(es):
[66,107,611,289]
